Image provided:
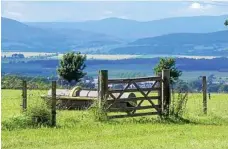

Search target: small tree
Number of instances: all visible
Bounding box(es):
[57,52,86,84]
[154,58,182,84]
[225,19,228,26]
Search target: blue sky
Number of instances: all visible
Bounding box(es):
[2,1,228,22]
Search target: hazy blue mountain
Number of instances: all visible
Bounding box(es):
[2,17,66,51]
[131,31,228,45]
[3,15,228,54]
[1,17,123,52]
[27,15,228,40]
[109,30,228,56]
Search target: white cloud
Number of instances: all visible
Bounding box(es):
[190,2,201,9]
[189,2,212,10]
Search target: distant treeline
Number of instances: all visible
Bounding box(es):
[2,75,228,93]
[1,75,95,90]
[3,57,228,71]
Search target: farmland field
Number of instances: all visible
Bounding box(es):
[2,52,225,59]
[1,90,228,149]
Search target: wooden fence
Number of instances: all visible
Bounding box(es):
[21,72,208,124]
[98,69,171,119]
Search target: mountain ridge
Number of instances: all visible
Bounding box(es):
[110,30,228,55]
[26,15,228,40]
[1,17,123,52]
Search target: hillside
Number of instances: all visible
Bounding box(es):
[109,31,228,55]
[27,15,228,40]
[3,15,228,54]
[1,17,122,52]
[2,17,66,52]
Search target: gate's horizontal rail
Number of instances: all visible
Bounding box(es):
[108,105,160,112]
[108,76,161,84]
[108,112,159,119]
[109,87,161,93]
[109,96,160,102]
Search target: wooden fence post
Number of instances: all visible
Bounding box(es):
[162,69,171,115]
[22,80,27,111]
[51,81,57,126]
[157,73,163,114]
[202,76,207,114]
[98,70,108,109]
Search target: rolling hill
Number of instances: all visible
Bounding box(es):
[27,15,228,40]
[2,15,228,55]
[1,17,123,52]
[109,31,228,55]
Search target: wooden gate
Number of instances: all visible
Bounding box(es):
[98,70,170,119]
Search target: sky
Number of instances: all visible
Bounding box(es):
[1,1,228,22]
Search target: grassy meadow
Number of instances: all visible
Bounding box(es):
[1,89,228,149]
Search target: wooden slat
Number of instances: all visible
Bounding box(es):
[109,87,161,93]
[106,80,132,110]
[109,92,117,100]
[146,81,158,96]
[108,105,160,112]
[109,96,160,102]
[108,76,161,84]
[42,96,97,101]
[42,95,160,102]
[132,82,158,109]
[108,112,159,119]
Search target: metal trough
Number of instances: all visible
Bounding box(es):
[42,86,137,110]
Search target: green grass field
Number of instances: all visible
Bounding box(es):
[1,89,228,149]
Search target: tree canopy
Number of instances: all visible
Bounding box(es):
[153,58,182,84]
[57,52,86,83]
[225,19,228,26]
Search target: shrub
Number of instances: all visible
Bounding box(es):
[26,100,52,126]
[2,115,32,130]
[170,91,189,118]
[88,100,108,122]
[2,100,52,130]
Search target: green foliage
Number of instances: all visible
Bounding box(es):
[154,58,182,84]
[1,75,51,89]
[26,100,52,126]
[2,99,52,130]
[57,52,87,83]
[88,101,108,122]
[170,92,189,118]
[1,75,23,89]
[188,79,202,92]
[173,80,189,92]
[225,19,228,26]
[218,84,228,93]
[2,115,32,130]
[2,90,228,149]
[208,84,220,92]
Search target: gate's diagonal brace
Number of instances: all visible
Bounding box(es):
[106,81,132,110]
[132,82,159,112]
[146,81,158,96]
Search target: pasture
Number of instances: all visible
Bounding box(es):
[1,89,228,149]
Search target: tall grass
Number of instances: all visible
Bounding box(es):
[2,90,228,149]
[2,93,52,130]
